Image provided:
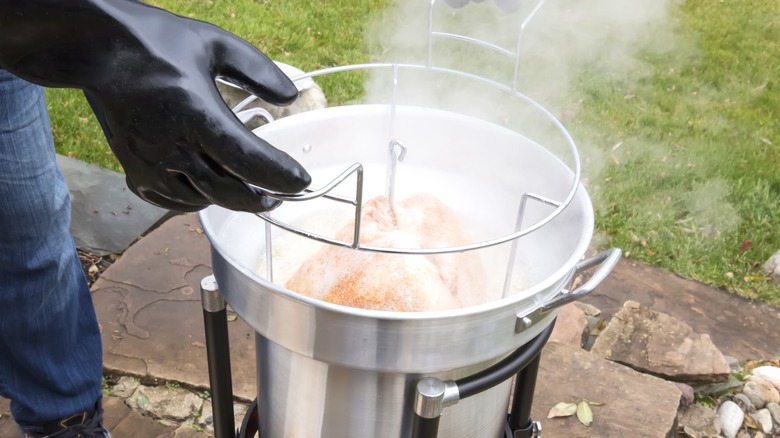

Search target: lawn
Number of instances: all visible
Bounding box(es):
[45,0,780,305]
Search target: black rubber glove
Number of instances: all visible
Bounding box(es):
[0,0,311,212]
[445,0,523,14]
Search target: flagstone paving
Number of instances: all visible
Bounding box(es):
[2,211,779,436]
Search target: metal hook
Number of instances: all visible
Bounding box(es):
[386,140,407,208]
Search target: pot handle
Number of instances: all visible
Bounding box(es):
[540,248,622,313]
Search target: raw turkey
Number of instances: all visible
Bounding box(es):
[285,193,486,311]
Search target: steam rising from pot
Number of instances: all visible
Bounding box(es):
[362,0,740,238]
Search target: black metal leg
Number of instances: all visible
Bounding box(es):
[201,276,236,438]
[410,377,449,438]
[411,414,441,438]
[508,352,542,437]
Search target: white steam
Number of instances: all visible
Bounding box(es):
[361,0,741,237]
[362,0,678,163]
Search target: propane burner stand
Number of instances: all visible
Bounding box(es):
[200,274,553,438]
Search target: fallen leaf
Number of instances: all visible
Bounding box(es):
[725,272,734,279]
[739,240,753,252]
[227,314,238,322]
[547,402,577,419]
[576,400,593,426]
[88,264,99,274]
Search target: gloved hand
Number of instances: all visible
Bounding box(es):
[444,0,523,14]
[0,0,311,212]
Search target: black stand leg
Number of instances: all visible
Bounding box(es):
[508,353,542,438]
[201,276,236,438]
[411,415,440,438]
[410,377,449,438]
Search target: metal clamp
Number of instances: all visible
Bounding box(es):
[201,275,225,313]
[414,378,460,419]
[515,248,621,333]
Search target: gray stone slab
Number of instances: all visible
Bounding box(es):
[531,342,681,437]
[581,258,780,362]
[57,154,171,256]
[591,301,731,384]
[92,214,256,401]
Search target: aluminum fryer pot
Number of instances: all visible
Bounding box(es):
[199,103,620,437]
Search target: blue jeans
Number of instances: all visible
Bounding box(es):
[0,70,102,432]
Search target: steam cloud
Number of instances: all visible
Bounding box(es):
[362,0,740,237]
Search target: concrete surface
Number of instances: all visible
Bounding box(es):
[57,154,171,256]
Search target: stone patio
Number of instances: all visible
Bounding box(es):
[1,208,779,436]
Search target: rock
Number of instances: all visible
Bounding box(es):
[753,432,765,438]
[752,366,780,392]
[723,355,741,373]
[197,399,213,428]
[678,404,721,438]
[549,303,588,347]
[112,376,140,398]
[128,385,204,421]
[717,400,744,438]
[752,408,773,434]
[766,402,780,425]
[197,399,249,434]
[735,431,750,438]
[57,154,170,256]
[591,301,731,384]
[168,424,207,437]
[743,377,780,409]
[216,62,327,125]
[764,250,780,283]
[574,301,602,317]
[675,382,695,409]
[732,393,755,413]
[531,342,681,438]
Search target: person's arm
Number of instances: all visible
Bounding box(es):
[0,0,310,212]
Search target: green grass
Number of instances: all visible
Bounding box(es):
[570,0,780,305]
[44,0,780,305]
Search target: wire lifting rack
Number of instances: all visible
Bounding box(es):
[230,0,584,301]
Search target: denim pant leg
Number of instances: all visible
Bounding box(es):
[0,70,102,430]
